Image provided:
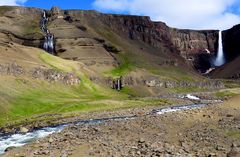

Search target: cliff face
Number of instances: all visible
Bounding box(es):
[169,29,218,56]
[169,29,218,72]
[0,6,43,48]
[92,13,219,57]
[222,24,240,62]
[0,6,219,73]
[82,13,219,72]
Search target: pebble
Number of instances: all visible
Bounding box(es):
[48,137,54,143]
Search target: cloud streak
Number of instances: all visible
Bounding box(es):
[93,0,240,30]
[0,0,27,6]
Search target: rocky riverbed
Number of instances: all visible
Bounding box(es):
[1,96,240,157]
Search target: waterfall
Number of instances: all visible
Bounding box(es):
[40,11,55,55]
[43,11,46,19]
[214,31,225,66]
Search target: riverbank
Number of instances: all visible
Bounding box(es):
[0,93,221,135]
[2,95,240,157]
[1,95,205,135]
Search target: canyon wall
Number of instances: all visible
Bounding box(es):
[222,24,240,62]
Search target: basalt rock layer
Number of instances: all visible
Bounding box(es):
[222,24,240,62]
[0,6,220,72]
[54,9,219,73]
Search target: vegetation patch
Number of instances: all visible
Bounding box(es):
[168,86,207,94]
[227,131,240,139]
[0,6,14,16]
[215,91,239,98]
[0,51,171,127]
[109,54,134,77]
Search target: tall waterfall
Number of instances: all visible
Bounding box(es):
[214,31,225,66]
[40,11,55,55]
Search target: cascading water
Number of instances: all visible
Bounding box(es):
[40,11,55,55]
[214,31,225,66]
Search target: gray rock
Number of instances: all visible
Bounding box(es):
[48,137,54,143]
[19,127,29,133]
[4,146,16,152]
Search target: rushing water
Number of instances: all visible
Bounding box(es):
[214,31,225,66]
[40,11,55,55]
[152,104,206,115]
[0,125,66,154]
[0,100,207,154]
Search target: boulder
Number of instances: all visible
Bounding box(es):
[4,146,16,152]
[19,127,29,133]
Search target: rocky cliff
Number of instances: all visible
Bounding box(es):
[58,9,219,72]
[222,24,240,62]
[86,12,219,57]
[0,6,220,73]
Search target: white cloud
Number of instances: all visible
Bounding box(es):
[0,0,27,6]
[92,0,240,30]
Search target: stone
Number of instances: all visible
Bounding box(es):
[227,145,240,157]
[48,137,54,143]
[50,6,61,17]
[136,151,141,155]
[19,127,29,133]
[227,151,240,157]
[61,152,68,157]
[138,138,145,143]
[4,146,16,152]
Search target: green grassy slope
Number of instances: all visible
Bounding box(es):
[0,52,170,127]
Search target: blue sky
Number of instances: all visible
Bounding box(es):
[2,0,240,30]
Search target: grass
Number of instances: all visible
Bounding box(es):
[92,23,200,83]
[23,18,41,35]
[149,66,197,81]
[227,131,240,139]
[0,52,171,127]
[168,86,208,93]
[107,54,134,77]
[0,79,170,126]
[0,6,14,16]
[39,52,80,72]
[215,90,239,98]
[223,80,240,88]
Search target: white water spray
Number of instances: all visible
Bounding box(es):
[214,31,225,66]
[43,11,46,19]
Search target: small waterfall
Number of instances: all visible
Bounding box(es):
[214,31,225,66]
[40,11,55,55]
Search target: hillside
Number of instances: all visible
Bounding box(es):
[0,6,238,128]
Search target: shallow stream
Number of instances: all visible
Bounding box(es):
[0,100,208,154]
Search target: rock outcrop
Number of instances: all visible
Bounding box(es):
[94,13,219,57]
[90,76,225,90]
[32,68,81,85]
[0,63,80,85]
[222,24,240,62]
